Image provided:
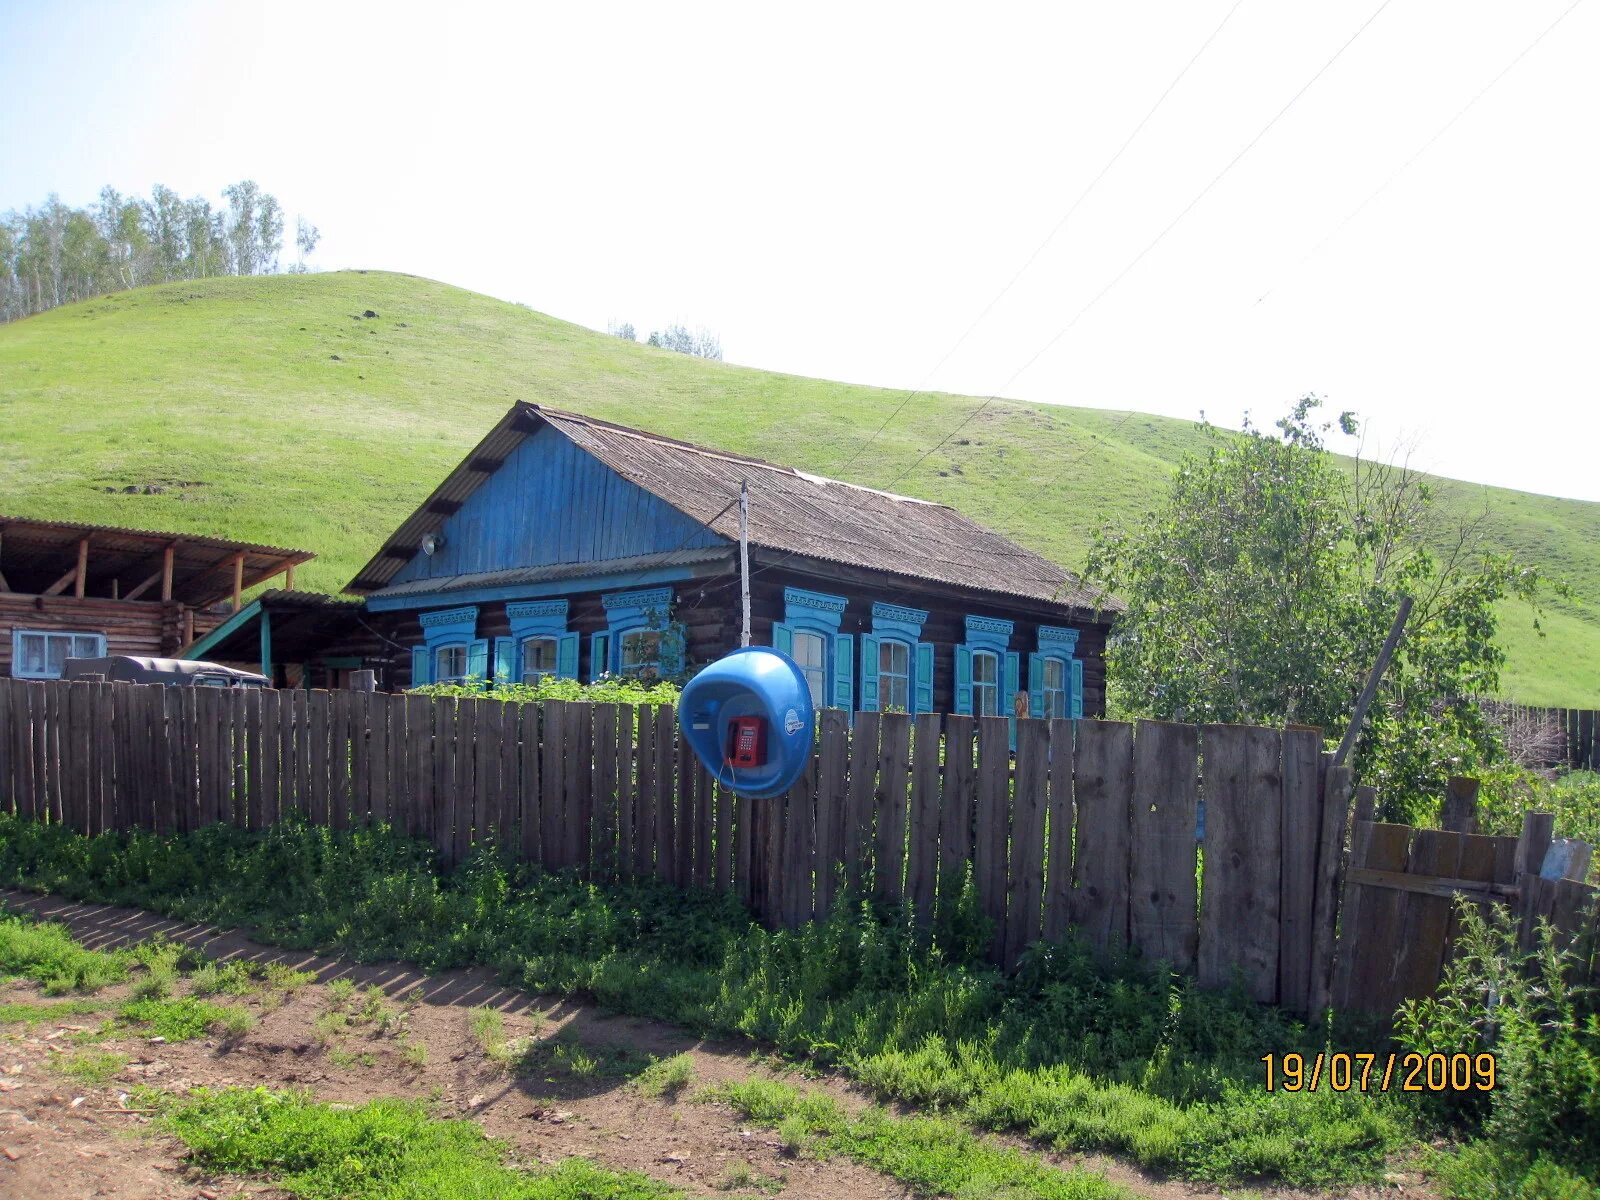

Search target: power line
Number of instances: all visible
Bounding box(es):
[833,0,1250,479]
[1254,0,1589,308]
[873,0,1399,496]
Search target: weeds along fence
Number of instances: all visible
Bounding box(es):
[0,679,1353,1014]
[1334,783,1599,1017]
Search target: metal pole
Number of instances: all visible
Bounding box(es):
[739,480,752,647]
[1332,595,1413,769]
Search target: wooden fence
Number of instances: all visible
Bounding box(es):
[1480,699,1599,771]
[0,678,1354,1014]
[1334,786,1598,1016]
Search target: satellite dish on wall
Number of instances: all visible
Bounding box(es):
[679,647,815,799]
[421,531,445,556]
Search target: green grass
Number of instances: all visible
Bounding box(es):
[0,270,1594,704]
[189,959,257,997]
[0,912,132,993]
[0,816,1424,1190]
[0,998,107,1025]
[634,1053,695,1099]
[45,1047,127,1086]
[714,1079,1130,1200]
[118,995,249,1041]
[145,1085,680,1199]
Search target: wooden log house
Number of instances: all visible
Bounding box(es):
[234,403,1119,721]
[0,516,312,678]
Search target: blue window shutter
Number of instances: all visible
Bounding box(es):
[831,633,854,711]
[589,632,611,682]
[1028,653,1045,719]
[771,622,794,656]
[1070,658,1084,718]
[914,642,934,715]
[493,637,516,685]
[954,645,973,715]
[859,634,880,712]
[556,632,579,680]
[1005,651,1021,750]
[410,645,430,687]
[467,639,489,682]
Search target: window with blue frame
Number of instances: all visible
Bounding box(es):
[954,616,1019,744]
[493,600,578,687]
[596,587,681,681]
[771,587,851,710]
[410,606,484,686]
[1028,625,1084,719]
[860,602,932,714]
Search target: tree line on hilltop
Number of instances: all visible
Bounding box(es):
[0,181,319,323]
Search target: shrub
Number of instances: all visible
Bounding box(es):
[1396,898,1600,1189]
[408,675,680,706]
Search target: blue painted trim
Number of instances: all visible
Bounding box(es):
[602,586,674,676]
[1038,624,1080,653]
[603,586,672,614]
[1034,625,1083,721]
[782,587,847,709]
[181,600,262,660]
[506,599,569,640]
[419,606,478,649]
[870,601,928,642]
[784,587,846,625]
[962,614,1013,655]
[363,564,702,612]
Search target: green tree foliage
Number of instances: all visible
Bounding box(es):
[1,180,305,321]
[1086,397,1545,816]
[408,674,681,706]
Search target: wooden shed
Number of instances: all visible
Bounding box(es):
[0,516,311,678]
[339,403,1118,722]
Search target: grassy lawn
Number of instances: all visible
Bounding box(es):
[0,270,1595,704]
[145,1086,681,1199]
[0,815,1427,1192]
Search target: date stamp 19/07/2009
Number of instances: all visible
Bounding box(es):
[1261,1052,1498,1093]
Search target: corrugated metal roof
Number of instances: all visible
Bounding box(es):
[348,404,1117,613]
[371,547,732,598]
[0,514,314,608]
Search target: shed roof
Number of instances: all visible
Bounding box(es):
[347,404,1116,613]
[0,515,313,608]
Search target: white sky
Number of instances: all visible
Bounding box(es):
[4,1,1597,501]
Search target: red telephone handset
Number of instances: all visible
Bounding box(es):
[727,716,768,768]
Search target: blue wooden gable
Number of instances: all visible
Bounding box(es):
[388,425,729,585]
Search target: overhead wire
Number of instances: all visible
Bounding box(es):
[1253,0,1589,308]
[988,0,1589,555]
[873,0,1400,497]
[832,0,1250,479]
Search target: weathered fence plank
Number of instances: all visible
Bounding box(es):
[1004,717,1049,969]
[974,715,1011,962]
[3,682,1464,1010]
[1042,717,1075,944]
[814,710,848,915]
[843,711,879,895]
[1277,727,1323,1014]
[1129,719,1199,973]
[875,713,911,903]
[908,712,943,929]
[1072,719,1134,957]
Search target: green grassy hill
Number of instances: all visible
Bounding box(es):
[2,270,1595,705]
